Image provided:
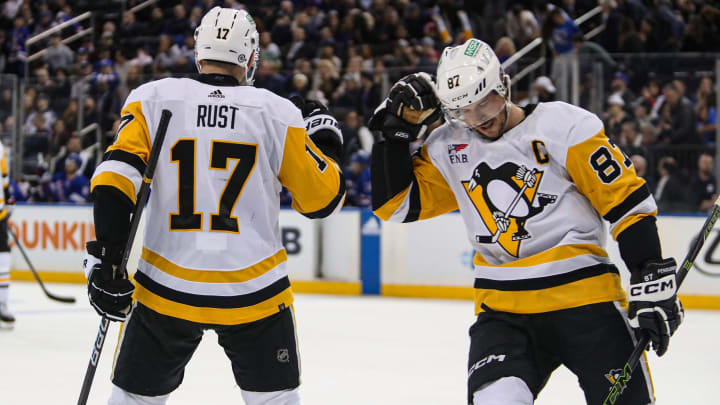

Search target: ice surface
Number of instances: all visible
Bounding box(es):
[2,282,719,404]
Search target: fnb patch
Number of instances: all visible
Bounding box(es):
[448,144,468,164]
[464,39,480,57]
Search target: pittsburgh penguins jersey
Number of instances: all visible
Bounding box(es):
[0,141,9,220]
[374,102,656,314]
[91,74,345,325]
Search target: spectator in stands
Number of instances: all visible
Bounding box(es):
[689,153,717,212]
[610,71,636,109]
[658,81,701,145]
[493,36,516,76]
[44,33,73,72]
[696,98,717,145]
[90,59,119,94]
[604,93,630,142]
[344,151,371,207]
[129,46,153,68]
[288,72,309,100]
[655,156,692,212]
[284,26,315,68]
[259,31,281,67]
[631,154,656,194]
[332,73,363,114]
[170,31,195,71]
[49,118,71,157]
[506,4,540,47]
[547,7,580,101]
[118,11,146,42]
[49,152,89,203]
[146,7,165,37]
[164,5,189,38]
[24,93,55,135]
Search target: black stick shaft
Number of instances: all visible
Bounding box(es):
[8,226,75,303]
[603,196,720,405]
[77,109,172,405]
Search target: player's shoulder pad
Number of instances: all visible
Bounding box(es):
[423,121,472,158]
[124,77,186,106]
[245,87,304,128]
[532,101,603,147]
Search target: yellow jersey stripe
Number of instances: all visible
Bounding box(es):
[91,172,137,204]
[374,185,410,221]
[0,276,10,283]
[106,101,151,163]
[612,210,657,240]
[141,247,287,283]
[473,243,608,268]
[474,272,625,314]
[134,283,294,325]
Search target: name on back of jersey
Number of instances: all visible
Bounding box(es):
[197,104,239,129]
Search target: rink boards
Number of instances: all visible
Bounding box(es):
[7,204,720,309]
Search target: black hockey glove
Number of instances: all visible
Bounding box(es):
[290,96,344,165]
[628,258,684,356]
[84,240,134,322]
[368,72,441,142]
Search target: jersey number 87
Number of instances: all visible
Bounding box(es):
[169,139,257,233]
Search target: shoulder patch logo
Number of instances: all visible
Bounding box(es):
[462,162,557,257]
[208,89,225,98]
[448,144,468,164]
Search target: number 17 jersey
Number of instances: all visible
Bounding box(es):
[91,74,345,325]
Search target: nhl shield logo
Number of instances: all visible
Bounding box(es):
[462,162,557,257]
[277,348,290,363]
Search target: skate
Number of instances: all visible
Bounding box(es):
[0,302,15,324]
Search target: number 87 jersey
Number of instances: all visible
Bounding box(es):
[91,75,345,325]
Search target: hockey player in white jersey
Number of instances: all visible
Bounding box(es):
[83,7,345,405]
[0,140,13,325]
[369,39,683,405]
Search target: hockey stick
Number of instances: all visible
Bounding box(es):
[602,195,720,405]
[8,226,76,303]
[77,109,172,405]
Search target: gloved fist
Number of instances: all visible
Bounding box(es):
[628,258,684,356]
[368,72,441,142]
[290,96,343,164]
[84,240,134,322]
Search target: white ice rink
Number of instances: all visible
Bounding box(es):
[2,282,719,404]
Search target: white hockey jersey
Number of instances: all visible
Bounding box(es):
[91,74,345,325]
[375,102,656,314]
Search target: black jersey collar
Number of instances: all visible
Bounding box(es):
[193,73,240,86]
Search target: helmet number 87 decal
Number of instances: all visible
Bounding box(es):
[589,139,632,184]
[447,74,460,89]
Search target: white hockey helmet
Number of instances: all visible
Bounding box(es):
[194,7,260,84]
[436,38,510,129]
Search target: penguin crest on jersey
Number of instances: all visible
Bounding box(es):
[462,162,557,257]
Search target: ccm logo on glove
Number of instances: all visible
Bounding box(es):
[629,274,675,300]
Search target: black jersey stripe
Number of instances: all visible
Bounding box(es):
[301,176,346,219]
[134,272,291,308]
[473,263,618,291]
[603,184,651,223]
[104,149,147,174]
[403,177,421,222]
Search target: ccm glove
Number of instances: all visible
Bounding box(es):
[628,258,684,356]
[84,240,134,322]
[290,96,343,165]
[368,72,441,142]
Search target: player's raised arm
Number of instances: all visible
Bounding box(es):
[369,73,458,222]
[278,97,345,218]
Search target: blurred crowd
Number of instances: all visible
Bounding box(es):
[0,0,717,211]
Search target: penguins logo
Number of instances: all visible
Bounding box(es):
[462,162,557,257]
